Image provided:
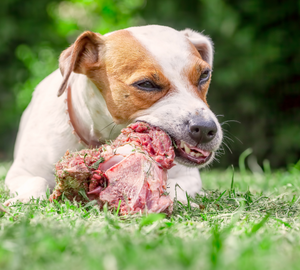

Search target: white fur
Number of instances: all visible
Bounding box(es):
[4,25,221,206]
[167,163,202,202]
[180,28,214,67]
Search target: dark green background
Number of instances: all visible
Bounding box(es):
[0,0,299,169]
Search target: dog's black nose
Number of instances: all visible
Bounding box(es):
[189,119,217,144]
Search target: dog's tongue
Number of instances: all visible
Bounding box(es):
[190,146,210,157]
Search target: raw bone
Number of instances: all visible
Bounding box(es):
[50,122,175,215]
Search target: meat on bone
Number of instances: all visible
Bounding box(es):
[50,122,175,215]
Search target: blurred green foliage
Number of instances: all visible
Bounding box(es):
[0,0,299,168]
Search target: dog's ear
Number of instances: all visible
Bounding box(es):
[58,31,104,97]
[181,29,214,67]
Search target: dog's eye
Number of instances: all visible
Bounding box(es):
[198,69,211,86]
[133,80,160,91]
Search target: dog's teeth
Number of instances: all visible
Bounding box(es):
[195,153,203,157]
[180,140,184,148]
[190,152,195,156]
[184,144,191,154]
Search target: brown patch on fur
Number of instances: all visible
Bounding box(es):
[86,30,171,123]
[188,60,211,105]
[181,41,212,106]
[58,31,104,97]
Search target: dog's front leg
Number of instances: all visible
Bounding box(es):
[167,163,202,203]
[4,178,48,206]
[4,165,51,206]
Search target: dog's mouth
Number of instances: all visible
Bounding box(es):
[174,139,212,165]
[134,120,213,166]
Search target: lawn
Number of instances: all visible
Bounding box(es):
[0,160,300,270]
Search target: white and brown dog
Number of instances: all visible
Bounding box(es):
[4,25,222,206]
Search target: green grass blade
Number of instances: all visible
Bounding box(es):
[250,214,270,234]
[239,148,253,174]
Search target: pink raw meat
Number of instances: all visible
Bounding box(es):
[50,122,175,215]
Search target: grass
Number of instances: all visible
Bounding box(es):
[0,160,300,270]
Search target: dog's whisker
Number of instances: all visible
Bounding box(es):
[223,131,243,145]
[231,134,243,144]
[217,146,226,155]
[221,141,233,154]
[223,135,234,143]
[98,121,115,133]
[109,123,118,139]
[220,119,241,125]
[213,158,220,164]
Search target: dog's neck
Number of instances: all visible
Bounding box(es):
[66,74,121,147]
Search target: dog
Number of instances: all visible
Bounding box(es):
[4,25,222,206]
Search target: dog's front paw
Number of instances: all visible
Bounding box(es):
[4,176,49,206]
[4,191,47,206]
[4,195,31,206]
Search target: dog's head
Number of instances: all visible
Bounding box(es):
[58,25,222,168]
